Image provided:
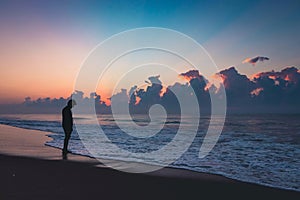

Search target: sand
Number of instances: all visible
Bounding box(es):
[0,124,299,199]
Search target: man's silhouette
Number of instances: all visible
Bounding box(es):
[62,99,76,157]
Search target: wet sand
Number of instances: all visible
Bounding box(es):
[0,124,299,199]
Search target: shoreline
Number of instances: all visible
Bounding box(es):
[0,124,235,181]
[0,124,299,199]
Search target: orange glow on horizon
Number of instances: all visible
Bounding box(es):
[242,57,252,64]
[92,89,111,106]
[204,83,212,91]
[251,74,260,80]
[215,74,226,83]
[159,87,167,97]
[135,97,141,105]
[284,75,291,82]
[178,74,193,82]
[251,87,264,96]
[0,21,97,104]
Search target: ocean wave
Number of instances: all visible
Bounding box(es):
[0,114,299,192]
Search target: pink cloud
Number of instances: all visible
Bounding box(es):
[242,56,270,65]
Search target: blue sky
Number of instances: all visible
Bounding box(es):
[0,0,299,102]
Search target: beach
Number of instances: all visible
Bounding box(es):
[0,124,299,200]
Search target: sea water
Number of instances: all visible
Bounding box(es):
[0,113,299,191]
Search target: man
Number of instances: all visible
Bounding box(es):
[62,99,76,156]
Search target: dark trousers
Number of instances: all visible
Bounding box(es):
[63,129,72,153]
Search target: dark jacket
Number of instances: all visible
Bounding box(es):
[62,105,73,132]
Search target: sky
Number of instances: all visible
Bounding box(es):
[0,0,299,104]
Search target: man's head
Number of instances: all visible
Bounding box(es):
[67,99,77,108]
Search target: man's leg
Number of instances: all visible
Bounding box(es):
[63,131,71,154]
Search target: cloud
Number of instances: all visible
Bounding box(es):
[130,75,164,113]
[179,70,205,82]
[216,67,255,105]
[252,66,300,84]
[242,56,270,65]
[145,75,162,85]
[179,69,209,93]
[110,89,129,113]
[2,67,300,114]
[216,67,253,89]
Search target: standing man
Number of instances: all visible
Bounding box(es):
[62,99,76,157]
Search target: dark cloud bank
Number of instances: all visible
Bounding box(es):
[1,66,300,114]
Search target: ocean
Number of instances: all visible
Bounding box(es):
[0,113,299,191]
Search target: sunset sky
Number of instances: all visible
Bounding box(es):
[0,0,299,104]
